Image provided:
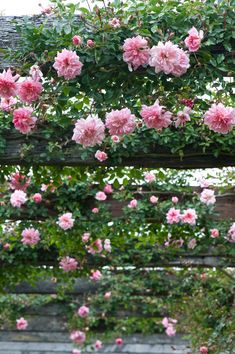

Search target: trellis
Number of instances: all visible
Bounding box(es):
[0,2,235,353]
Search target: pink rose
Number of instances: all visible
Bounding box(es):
[185,27,203,52]
[104,291,111,299]
[92,207,99,214]
[58,212,74,230]
[104,239,111,252]
[95,150,108,162]
[10,190,27,208]
[72,35,82,46]
[94,340,103,350]
[13,107,37,134]
[70,330,86,344]
[60,257,78,272]
[210,228,219,238]
[77,305,89,318]
[0,68,19,98]
[3,243,10,250]
[123,35,150,71]
[109,18,121,28]
[128,199,138,208]
[72,350,81,354]
[82,232,90,243]
[104,184,113,194]
[144,172,156,183]
[166,208,181,224]
[16,317,28,330]
[200,189,216,205]
[188,238,197,249]
[72,115,105,147]
[115,338,123,346]
[53,49,83,80]
[166,324,176,337]
[172,196,178,204]
[90,270,102,281]
[87,39,94,47]
[141,101,172,130]
[111,135,120,143]
[21,228,40,246]
[32,193,42,203]
[200,346,208,354]
[18,78,43,103]
[204,103,235,134]
[150,195,158,204]
[106,108,136,136]
[95,191,107,201]
[181,208,197,225]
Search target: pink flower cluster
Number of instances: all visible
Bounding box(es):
[95,191,107,201]
[21,228,40,246]
[10,190,27,208]
[149,41,190,77]
[60,256,78,272]
[105,108,136,136]
[185,27,203,52]
[174,107,191,128]
[87,239,103,255]
[13,107,37,134]
[72,115,105,147]
[58,212,74,230]
[162,317,177,337]
[140,101,172,130]
[123,36,150,71]
[204,103,235,134]
[53,49,83,80]
[166,208,197,225]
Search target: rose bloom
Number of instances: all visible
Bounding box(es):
[123,35,150,71]
[95,191,107,201]
[185,27,203,52]
[104,238,111,252]
[72,115,105,147]
[53,49,83,80]
[109,17,121,28]
[18,79,43,103]
[199,346,208,354]
[77,305,89,318]
[200,189,216,205]
[87,239,103,254]
[82,232,90,243]
[104,291,111,299]
[181,208,197,225]
[175,107,191,128]
[72,350,81,354]
[166,208,181,224]
[29,65,43,82]
[95,150,108,162]
[111,135,120,143]
[0,68,19,98]
[16,317,28,330]
[32,193,42,203]
[188,238,197,249]
[13,107,37,134]
[204,103,235,134]
[94,340,103,350]
[199,177,210,189]
[140,101,172,130]
[172,196,178,204]
[105,108,136,136]
[166,324,176,337]
[92,207,99,214]
[149,41,189,76]
[60,256,78,272]
[210,228,219,238]
[90,270,102,281]
[115,338,123,346]
[3,243,10,250]
[104,184,113,194]
[0,97,17,111]
[10,190,27,208]
[70,330,86,344]
[144,172,156,183]
[58,212,74,230]
[21,228,40,246]
[10,172,30,191]
[128,199,138,208]
[150,195,158,204]
[72,35,82,46]
[87,39,94,47]
[228,223,235,243]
